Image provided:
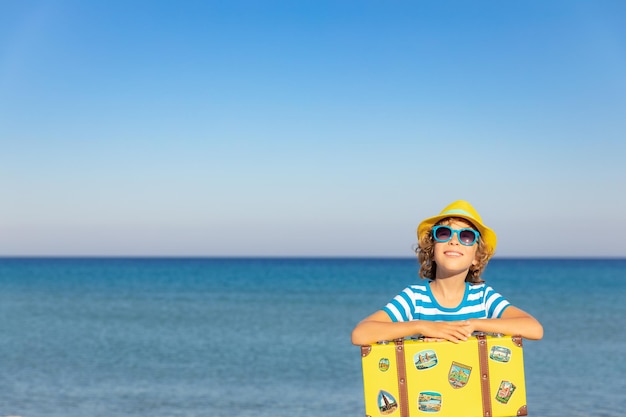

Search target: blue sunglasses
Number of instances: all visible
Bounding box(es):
[432,225,480,246]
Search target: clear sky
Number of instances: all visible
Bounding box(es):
[1,0,625,258]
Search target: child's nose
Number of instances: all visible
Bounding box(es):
[449,232,461,244]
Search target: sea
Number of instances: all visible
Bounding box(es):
[0,257,624,417]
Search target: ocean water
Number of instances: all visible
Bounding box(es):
[0,257,624,417]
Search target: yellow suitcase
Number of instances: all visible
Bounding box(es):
[360,334,527,417]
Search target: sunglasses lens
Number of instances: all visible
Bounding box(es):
[459,230,477,245]
[434,226,452,241]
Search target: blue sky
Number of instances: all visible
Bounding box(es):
[1,0,625,257]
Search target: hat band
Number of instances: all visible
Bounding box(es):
[442,209,477,220]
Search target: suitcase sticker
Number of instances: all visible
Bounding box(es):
[379,358,391,372]
[414,349,438,370]
[377,390,398,415]
[490,345,512,363]
[448,361,472,388]
[496,381,517,404]
[418,391,442,412]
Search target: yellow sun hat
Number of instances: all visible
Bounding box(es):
[417,200,497,254]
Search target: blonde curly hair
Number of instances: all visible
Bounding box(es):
[415,217,493,284]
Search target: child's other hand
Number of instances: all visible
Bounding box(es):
[420,320,473,343]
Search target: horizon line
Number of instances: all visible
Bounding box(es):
[0,255,624,260]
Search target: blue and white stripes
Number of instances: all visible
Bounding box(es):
[383,282,510,322]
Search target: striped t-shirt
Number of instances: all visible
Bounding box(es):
[383,282,510,322]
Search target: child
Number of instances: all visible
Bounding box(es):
[351,200,543,345]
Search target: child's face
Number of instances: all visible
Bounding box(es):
[432,219,479,278]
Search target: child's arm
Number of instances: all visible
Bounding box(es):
[351,310,474,346]
[468,306,544,340]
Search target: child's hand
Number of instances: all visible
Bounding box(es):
[421,337,445,342]
[419,320,473,343]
